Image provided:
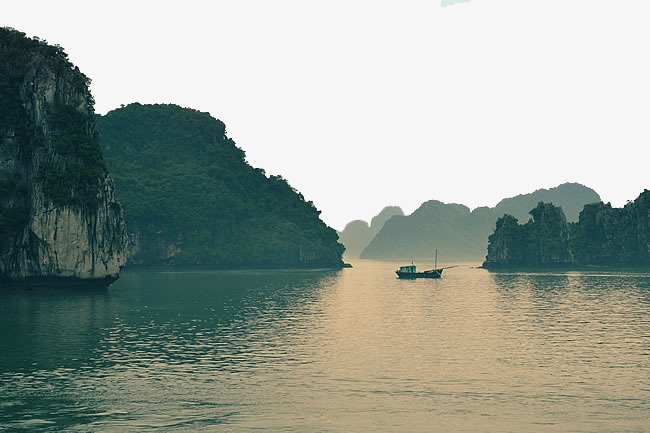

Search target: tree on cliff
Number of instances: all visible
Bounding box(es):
[96,103,344,268]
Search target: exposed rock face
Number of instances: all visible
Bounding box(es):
[0,28,127,286]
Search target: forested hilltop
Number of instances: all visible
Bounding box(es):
[483,190,650,268]
[96,103,344,268]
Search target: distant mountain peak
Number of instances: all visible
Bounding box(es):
[356,183,602,261]
[495,182,600,223]
[338,206,403,259]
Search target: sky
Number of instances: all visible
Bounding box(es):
[3,0,649,231]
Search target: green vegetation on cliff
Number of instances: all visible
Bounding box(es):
[1,27,107,237]
[0,27,106,210]
[96,103,344,268]
[0,27,79,126]
[483,190,650,268]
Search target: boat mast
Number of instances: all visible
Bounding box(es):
[434,249,438,269]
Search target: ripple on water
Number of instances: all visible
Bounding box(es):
[1,264,649,432]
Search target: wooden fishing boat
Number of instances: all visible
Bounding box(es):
[395,264,443,279]
[395,250,454,279]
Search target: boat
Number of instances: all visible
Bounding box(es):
[395,250,454,279]
[395,264,443,279]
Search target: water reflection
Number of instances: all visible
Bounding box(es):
[487,268,650,423]
[0,268,339,432]
[99,269,339,375]
[0,288,116,373]
[1,264,649,432]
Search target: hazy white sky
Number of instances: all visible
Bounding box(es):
[4,0,649,230]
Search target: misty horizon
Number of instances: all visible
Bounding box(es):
[3,1,648,231]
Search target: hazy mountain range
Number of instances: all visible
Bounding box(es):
[337,206,403,258]
[338,183,602,262]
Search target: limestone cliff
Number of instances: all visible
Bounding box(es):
[570,190,650,266]
[483,202,573,268]
[0,27,127,286]
[483,191,650,268]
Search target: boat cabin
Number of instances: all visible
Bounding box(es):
[398,265,417,274]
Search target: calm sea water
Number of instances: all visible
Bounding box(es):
[1,260,649,432]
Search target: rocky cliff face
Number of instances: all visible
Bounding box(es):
[483,202,573,268]
[483,191,650,268]
[571,190,650,266]
[0,28,127,286]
